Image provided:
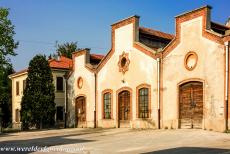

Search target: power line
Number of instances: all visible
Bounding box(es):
[18,39,55,45]
[17,39,109,51]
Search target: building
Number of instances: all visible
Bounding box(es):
[10,6,230,132]
[9,56,73,128]
[67,6,230,132]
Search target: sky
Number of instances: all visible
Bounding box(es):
[0,0,229,71]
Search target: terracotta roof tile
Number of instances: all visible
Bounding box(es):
[49,56,73,69]
[139,27,174,40]
[10,56,73,77]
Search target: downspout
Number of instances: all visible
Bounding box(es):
[64,74,68,128]
[94,73,97,128]
[225,41,229,131]
[157,57,161,129]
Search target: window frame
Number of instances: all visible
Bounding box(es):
[16,81,19,96]
[102,89,113,119]
[56,76,64,92]
[23,79,26,94]
[136,84,151,119]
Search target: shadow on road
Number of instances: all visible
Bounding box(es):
[0,129,98,154]
[142,147,230,154]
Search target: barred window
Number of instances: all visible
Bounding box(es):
[139,88,149,118]
[103,92,111,119]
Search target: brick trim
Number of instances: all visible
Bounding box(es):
[72,49,95,73]
[136,84,151,119]
[96,15,159,73]
[77,77,83,89]
[96,16,137,73]
[184,51,198,71]
[163,6,224,58]
[223,36,230,42]
[133,43,159,59]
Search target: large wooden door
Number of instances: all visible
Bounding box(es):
[118,91,131,128]
[75,96,86,128]
[179,81,203,129]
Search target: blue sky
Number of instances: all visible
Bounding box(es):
[0,0,229,71]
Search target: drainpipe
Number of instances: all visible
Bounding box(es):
[157,57,161,129]
[64,74,68,128]
[94,73,97,128]
[225,41,229,131]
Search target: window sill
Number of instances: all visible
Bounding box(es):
[102,118,114,120]
[135,118,151,120]
[56,90,64,93]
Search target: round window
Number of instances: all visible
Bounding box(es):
[184,52,198,71]
[121,57,127,67]
[118,52,130,74]
[77,77,83,89]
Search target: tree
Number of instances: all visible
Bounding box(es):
[0,64,13,128]
[56,42,80,58]
[0,8,18,129]
[21,55,55,130]
[0,8,18,66]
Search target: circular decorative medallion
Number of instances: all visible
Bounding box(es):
[77,77,83,89]
[118,51,130,74]
[184,51,198,71]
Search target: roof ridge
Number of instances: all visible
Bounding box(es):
[140,27,174,36]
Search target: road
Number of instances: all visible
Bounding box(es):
[0,128,230,154]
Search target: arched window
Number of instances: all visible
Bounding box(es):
[138,88,149,118]
[103,92,112,119]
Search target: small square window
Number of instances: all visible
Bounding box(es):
[56,77,63,91]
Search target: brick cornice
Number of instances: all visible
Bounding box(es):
[163,6,224,58]
[72,49,95,73]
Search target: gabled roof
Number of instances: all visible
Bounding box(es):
[139,27,174,40]
[9,56,73,78]
[211,22,230,35]
[9,68,28,78]
[90,54,105,66]
[90,54,104,60]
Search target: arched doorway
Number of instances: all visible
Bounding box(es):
[179,81,203,129]
[75,96,86,128]
[118,90,131,128]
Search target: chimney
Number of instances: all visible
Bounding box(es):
[226,17,230,27]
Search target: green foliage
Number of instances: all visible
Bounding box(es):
[56,42,80,58]
[21,55,55,130]
[0,64,13,128]
[0,7,17,129]
[0,8,18,65]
